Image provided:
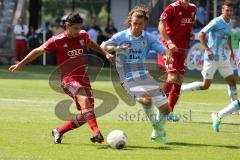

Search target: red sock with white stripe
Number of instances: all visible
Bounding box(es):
[81,108,100,134]
[57,114,86,134]
[168,83,181,112]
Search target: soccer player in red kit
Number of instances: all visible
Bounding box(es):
[158,0,196,121]
[9,13,114,144]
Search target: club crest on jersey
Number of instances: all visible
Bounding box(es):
[63,43,68,48]
[80,40,85,46]
[192,12,195,18]
[179,12,182,15]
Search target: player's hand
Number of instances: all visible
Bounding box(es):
[9,63,23,72]
[168,43,178,53]
[115,45,129,52]
[164,55,173,65]
[163,49,173,65]
[105,53,115,65]
[206,49,214,61]
[190,32,195,40]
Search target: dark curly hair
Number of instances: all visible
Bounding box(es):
[124,5,149,27]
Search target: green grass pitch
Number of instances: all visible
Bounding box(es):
[0,65,239,160]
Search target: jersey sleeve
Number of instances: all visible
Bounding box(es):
[42,37,57,53]
[148,35,166,55]
[160,5,174,22]
[100,33,120,47]
[201,19,216,34]
[80,30,90,45]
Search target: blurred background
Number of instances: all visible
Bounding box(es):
[0,0,239,67]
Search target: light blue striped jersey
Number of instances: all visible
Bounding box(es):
[102,28,166,82]
[201,16,233,62]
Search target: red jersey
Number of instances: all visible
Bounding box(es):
[160,0,196,48]
[43,30,90,82]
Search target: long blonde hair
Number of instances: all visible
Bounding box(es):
[124,5,149,27]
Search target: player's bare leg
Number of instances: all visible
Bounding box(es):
[181,78,212,91]
[225,75,238,101]
[76,89,104,144]
[225,75,239,114]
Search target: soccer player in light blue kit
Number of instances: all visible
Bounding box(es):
[101,6,171,142]
[213,49,240,131]
[181,1,237,102]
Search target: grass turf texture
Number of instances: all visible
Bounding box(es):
[0,65,239,160]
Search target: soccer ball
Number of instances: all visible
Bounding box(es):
[107,130,128,149]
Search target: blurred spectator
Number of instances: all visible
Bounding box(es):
[39,21,56,65]
[235,0,240,17]
[231,18,240,76]
[87,17,102,42]
[98,3,109,30]
[0,0,4,9]
[195,0,206,28]
[105,18,118,38]
[88,27,98,42]
[27,26,41,50]
[14,17,28,63]
[27,26,42,65]
[97,30,108,45]
[51,18,64,36]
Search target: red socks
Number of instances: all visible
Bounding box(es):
[168,83,181,112]
[81,108,100,134]
[57,108,100,135]
[57,114,86,134]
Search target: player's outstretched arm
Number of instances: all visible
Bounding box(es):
[158,20,178,52]
[88,40,115,64]
[9,46,45,72]
[199,31,214,61]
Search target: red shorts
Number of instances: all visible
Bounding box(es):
[15,39,27,61]
[158,50,186,75]
[61,76,94,110]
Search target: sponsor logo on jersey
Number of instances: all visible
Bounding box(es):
[181,18,193,24]
[67,49,84,58]
[192,12,195,18]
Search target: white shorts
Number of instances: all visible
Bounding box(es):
[201,60,234,79]
[121,74,167,107]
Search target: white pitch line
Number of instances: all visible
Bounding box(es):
[0,98,57,104]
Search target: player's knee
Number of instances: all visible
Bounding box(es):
[168,74,182,85]
[76,95,90,106]
[136,97,152,105]
[168,76,178,83]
